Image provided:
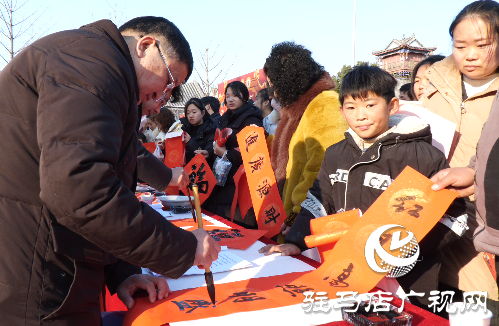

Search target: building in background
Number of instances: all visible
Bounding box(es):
[163,80,205,119]
[373,34,436,86]
[218,69,267,115]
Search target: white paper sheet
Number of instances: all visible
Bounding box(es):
[183,250,253,275]
[398,101,457,159]
[146,240,315,292]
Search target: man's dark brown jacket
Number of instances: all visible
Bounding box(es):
[0,20,197,325]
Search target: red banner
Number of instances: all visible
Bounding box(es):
[231,165,252,222]
[218,69,267,115]
[237,126,285,238]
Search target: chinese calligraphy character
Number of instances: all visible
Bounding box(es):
[264,205,280,225]
[256,179,271,198]
[245,132,259,152]
[323,263,354,287]
[173,300,212,313]
[207,229,244,241]
[392,196,424,217]
[189,163,209,194]
[276,284,314,297]
[334,291,360,312]
[228,291,265,303]
[249,156,264,173]
[398,290,424,313]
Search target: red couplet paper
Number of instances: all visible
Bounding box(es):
[163,131,185,168]
[184,154,216,205]
[123,166,458,326]
[308,209,361,262]
[123,272,312,326]
[142,142,156,154]
[231,165,252,221]
[236,126,285,238]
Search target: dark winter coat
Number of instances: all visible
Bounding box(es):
[474,93,499,255]
[209,112,221,124]
[286,115,468,252]
[203,102,263,218]
[0,20,197,326]
[182,118,217,166]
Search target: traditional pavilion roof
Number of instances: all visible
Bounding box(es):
[372,33,436,56]
[162,80,206,119]
[165,80,205,109]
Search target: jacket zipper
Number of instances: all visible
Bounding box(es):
[343,142,384,211]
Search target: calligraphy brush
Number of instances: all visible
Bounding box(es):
[191,183,216,306]
[186,185,196,223]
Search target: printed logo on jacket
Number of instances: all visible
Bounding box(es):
[330,170,392,191]
[363,172,393,190]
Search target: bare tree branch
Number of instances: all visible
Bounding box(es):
[0,0,51,65]
[194,40,240,96]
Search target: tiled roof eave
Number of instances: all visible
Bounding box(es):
[373,45,437,56]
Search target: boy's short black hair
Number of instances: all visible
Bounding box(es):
[201,96,220,114]
[339,65,397,105]
[399,83,414,100]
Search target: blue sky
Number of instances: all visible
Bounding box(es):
[2,0,474,85]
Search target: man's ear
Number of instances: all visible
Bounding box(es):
[388,97,399,116]
[136,36,156,58]
[264,100,270,108]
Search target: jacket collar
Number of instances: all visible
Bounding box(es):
[79,20,141,120]
[219,102,263,129]
[80,20,139,103]
[266,109,281,124]
[346,115,430,152]
[182,118,215,138]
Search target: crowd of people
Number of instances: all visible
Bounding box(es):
[1,0,499,325]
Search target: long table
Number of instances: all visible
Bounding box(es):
[103,210,450,326]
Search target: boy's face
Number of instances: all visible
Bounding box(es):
[340,93,399,140]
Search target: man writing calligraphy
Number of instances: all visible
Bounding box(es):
[0,16,220,326]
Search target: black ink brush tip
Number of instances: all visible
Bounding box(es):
[205,271,216,305]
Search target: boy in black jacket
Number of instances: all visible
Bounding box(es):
[260,65,468,312]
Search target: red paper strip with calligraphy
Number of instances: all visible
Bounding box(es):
[236,126,285,237]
